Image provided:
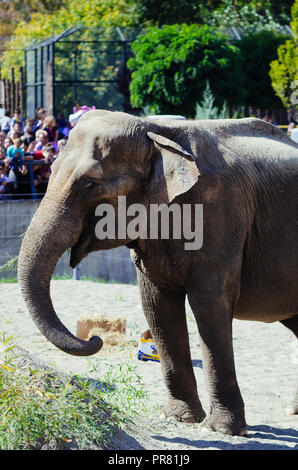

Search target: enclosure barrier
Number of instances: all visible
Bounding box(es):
[0,198,137,284]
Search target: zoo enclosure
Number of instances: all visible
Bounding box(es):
[25,26,135,119]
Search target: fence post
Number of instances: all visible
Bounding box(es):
[4,79,10,112]
[73,265,80,280]
[27,163,37,200]
[10,68,15,115]
[19,67,24,117]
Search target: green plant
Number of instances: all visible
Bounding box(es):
[0,255,18,274]
[195,82,228,119]
[209,1,291,35]
[237,30,288,110]
[269,0,298,115]
[0,335,148,449]
[128,24,246,117]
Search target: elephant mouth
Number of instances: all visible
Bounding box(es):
[69,213,97,268]
[70,240,87,268]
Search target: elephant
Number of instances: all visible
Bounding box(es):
[18,110,298,436]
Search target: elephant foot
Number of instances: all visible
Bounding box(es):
[200,409,247,436]
[160,397,206,423]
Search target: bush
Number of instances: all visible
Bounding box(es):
[237,30,288,110]
[269,0,298,120]
[128,24,246,117]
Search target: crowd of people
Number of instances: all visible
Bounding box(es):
[0,107,71,199]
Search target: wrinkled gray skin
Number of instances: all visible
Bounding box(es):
[18,110,298,436]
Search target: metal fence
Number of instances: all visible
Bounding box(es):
[0,160,49,200]
[25,26,138,119]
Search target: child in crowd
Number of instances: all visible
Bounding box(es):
[8,122,23,139]
[8,129,22,141]
[10,109,24,133]
[4,137,27,191]
[3,136,13,151]
[23,118,35,140]
[6,137,25,160]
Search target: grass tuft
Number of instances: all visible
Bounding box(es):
[0,335,148,450]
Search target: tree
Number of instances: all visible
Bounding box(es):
[269,0,298,120]
[195,82,228,119]
[0,0,139,79]
[0,0,63,43]
[237,30,288,110]
[133,0,221,26]
[128,24,246,117]
[208,1,291,35]
[133,1,294,28]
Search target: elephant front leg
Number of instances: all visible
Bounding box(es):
[188,289,247,436]
[137,272,205,423]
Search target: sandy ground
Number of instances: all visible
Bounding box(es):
[0,280,297,450]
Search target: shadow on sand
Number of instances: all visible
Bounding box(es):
[150,424,298,450]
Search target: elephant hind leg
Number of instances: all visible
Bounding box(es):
[280,316,298,415]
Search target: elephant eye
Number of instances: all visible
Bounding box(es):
[84,181,95,189]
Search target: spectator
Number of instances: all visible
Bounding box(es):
[8,122,23,139]
[26,140,37,158]
[0,147,6,161]
[21,140,33,161]
[33,107,47,135]
[23,118,35,140]
[57,136,68,155]
[6,137,25,160]
[24,118,35,133]
[0,166,14,199]
[57,113,71,139]
[287,122,296,137]
[33,144,54,197]
[34,130,49,152]
[10,109,24,133]
[0,131,6,147]
[0,111,11,134]
[42,143,56,163]
[42,115,59,153]
[3,136,13,151]
[0,110,73,199]
[5,137,27,193]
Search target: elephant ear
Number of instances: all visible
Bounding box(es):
[146,131,200,203]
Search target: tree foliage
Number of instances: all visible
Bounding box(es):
[133,0,221,26]
[0,0,63,43]
[128,24,246,117]
[237,30,287,110]
[269,0,298,115]
[209,0,293,32]
[0,0,139,79]
[133,0,293,28]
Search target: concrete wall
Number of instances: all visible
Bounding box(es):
[0,200,136,284]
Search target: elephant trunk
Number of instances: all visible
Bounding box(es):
[18,199,103,356]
